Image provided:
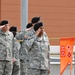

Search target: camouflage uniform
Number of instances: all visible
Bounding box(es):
[24,33,50,75]
[28,69,48,75]
[16,31,26,43]
[0,29,13,75]
[17,28,34,75]
[16,28,35,42]
[12,38,21,75]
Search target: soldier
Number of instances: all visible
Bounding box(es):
[19,20,40,75]
[25,22,50,75]
[9,26,21,75]
[19,23,33,75]
[0,20,13,75]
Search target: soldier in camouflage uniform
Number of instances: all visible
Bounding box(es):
[19,17,40,75]
[25,22,50,75]
[0,20,13,75]
[19,23,33,75]
[9,26,21,75]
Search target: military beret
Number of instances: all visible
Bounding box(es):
[31,17,40,24]
[26,23,33,28]
[0,20,8,26]
[34,22,43,31]
[9,26,17,32]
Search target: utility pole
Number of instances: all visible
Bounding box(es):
[21,0,28,30]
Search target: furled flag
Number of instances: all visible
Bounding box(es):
[60,38,74,75]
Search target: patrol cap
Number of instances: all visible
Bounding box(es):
[26,23,33,28]
[31,17,40,24]
[9,26,17,32]
[34,22,43,31]
[0,20,8,26]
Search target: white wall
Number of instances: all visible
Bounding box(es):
[50,46,75,75]
[50,64,74,75]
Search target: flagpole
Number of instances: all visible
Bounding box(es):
[70,70,72,75]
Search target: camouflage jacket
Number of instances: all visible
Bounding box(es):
[13,38,21,60]
[22,34,50,70]
[16,28,35,41]
[19,28,35,60]
[0,29,14,61]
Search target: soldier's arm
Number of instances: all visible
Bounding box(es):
[12,36,17,62]
[23,34,37,50]
[16,32,23,40]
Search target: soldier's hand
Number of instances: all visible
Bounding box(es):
[35,28,41,36]
[48,69,50,74]
[24,35,28,38]
[12,58,17,63]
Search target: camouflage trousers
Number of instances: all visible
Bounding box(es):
[20,59,29,75]
[28,68,49,75]
[0,60,12,75]
[12,60,20,75]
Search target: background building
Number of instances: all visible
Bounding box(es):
[0,0,28,31]
[28,0,75,45]
[0,0,75,75]
[0,0,21,30]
